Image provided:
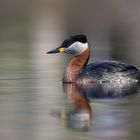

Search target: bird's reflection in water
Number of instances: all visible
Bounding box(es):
[62,83,92,130]
[61,82,140,131]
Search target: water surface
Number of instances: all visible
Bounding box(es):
[0,61,140,140]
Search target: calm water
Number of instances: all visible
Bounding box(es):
[0,61,140,140]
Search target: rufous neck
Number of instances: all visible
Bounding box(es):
[63,47,90,82]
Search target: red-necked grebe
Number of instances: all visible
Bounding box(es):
[47,34,140,83]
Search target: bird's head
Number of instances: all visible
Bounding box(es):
[47,34,89,56]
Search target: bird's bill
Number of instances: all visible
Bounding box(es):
[47,47,65,54]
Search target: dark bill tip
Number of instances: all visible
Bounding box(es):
[46,48,59,54]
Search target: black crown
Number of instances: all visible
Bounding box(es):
[60,34,87,48]
[70,34,87,43]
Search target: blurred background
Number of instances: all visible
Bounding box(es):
[0,0,140,140]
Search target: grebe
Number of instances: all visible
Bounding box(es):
[47,34,140,83]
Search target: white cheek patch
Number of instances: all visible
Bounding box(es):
[66,42,88,55]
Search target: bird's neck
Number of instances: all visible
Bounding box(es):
[63,47,90,83]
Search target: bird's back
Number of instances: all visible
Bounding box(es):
[79,61,140,83]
